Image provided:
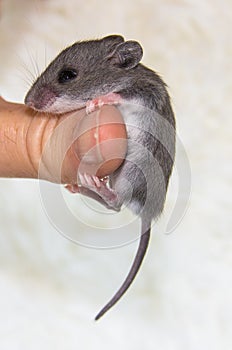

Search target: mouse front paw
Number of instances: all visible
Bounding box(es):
[86,92,122,114]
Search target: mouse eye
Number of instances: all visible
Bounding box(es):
[58,69,77,83]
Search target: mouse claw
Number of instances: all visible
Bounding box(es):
[65,184,80,193]
[78,172,119,209]
[79,173,100,189]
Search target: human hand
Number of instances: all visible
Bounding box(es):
[0,97,127,185]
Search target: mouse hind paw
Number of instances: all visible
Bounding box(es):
[78,173,121,211]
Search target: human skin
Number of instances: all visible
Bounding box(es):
[0,97,127,185]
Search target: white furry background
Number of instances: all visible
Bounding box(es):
[0,0,231,349]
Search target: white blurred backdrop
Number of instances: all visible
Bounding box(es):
[0,0,231,349]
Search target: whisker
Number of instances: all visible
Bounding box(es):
[44,44,48,70]
[29,49,39,79]
[16,74,33,90]
[19,44,38,82]
[22,44,40,81]
[20,61,36,82]
[15,52,36,93]
[34,49,40,77]
[16,55,36,86]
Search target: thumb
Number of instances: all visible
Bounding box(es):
[39,106,127,185]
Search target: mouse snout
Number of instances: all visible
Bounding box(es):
[25,86,57,111]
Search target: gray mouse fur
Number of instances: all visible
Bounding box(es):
[25,35,176,320]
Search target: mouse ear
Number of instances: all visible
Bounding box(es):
[102,35,125,46]
[107,41,143,69]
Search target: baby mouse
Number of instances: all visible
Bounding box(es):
[25,35,176,320]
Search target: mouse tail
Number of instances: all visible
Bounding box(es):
[95,220,151,321]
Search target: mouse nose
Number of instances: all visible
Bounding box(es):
[24,93,32,106]
[24,92,36,108]
[25,87,56,111]
[25,100,34,108]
